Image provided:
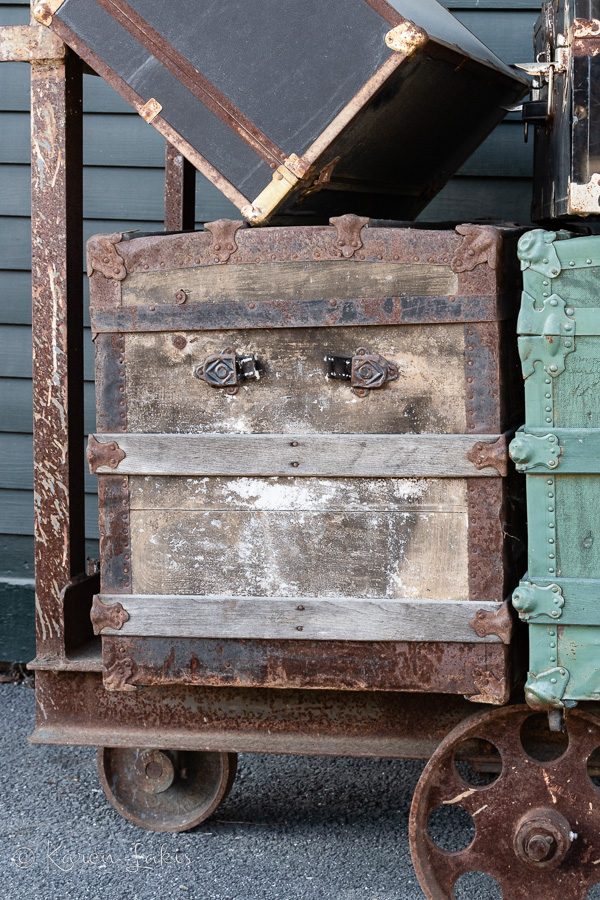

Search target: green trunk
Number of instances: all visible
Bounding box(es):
[511,229,600,709]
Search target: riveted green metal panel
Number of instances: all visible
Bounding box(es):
[513,229,600,708]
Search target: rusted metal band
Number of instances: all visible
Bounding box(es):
[97,476,131,595]
[94,0,285,166]
[94,333,126,433]
[467,478,507,605]
[30,671,508,757]
[90,294,511,335]
[464,322,502,433]
[99,634,510,695]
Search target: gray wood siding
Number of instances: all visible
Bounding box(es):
[0,0,537,657]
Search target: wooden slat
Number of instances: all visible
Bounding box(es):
[121,260,458,307]
[92,433,505,477]
[98,594,503,642]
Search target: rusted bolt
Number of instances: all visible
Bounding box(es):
[525,835,555,862]
[291,441,299,447]
[174,290,187,305]
[248,302,255,309]
[296,626,303,631]
[172,335,187,350]
[297,605,305,611]
[291,462,299,468]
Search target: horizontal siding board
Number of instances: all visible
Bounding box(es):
[0,112,533,178]
[0,378,96,433]
[1,433,98,492]
[420,176,532,223]
[0,489,99,538]
[0,534,98,580]
[0,164,238,221]
[0,325,95,380]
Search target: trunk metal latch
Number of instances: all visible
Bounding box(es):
[325,347,399,397]
[194,348,259,395]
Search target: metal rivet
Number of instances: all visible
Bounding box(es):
[560,669,566,675]
[570,261,576,267]
[549,630,555,636]
[565,341,572,348]
[296,626,303,631]
[548,506,554,512]
[549,364,558,373]
[550,656,556,662]
[565,324,572,332]
[550,298,558,306]
[549,523,555,528]
[587,259,593,265]
[566,308,574,316]
[291,462,299,468]
[291,441,298,447]
[549,538,554,544]
[546,407,552,412]
[545,379,551,384]
[549,554,555,559]
[297,605,305,611]
[551,678,557,684]
[549,568,555,573]
[543,281,549,286]
[551,611,559,618]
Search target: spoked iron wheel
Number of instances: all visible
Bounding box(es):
[98,747,237,832]
[409,705,600,899]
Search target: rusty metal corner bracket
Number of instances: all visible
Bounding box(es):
[90,595,130,635]
[452,224,501,274]
[469,602,513,645]
[87,435,126,474]
[467,434,508,476]
[102,657,138,692]
[329,214,370,259]
[204,219,244,263]
[86,233,127,281]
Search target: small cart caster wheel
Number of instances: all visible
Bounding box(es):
[97,747,237,832]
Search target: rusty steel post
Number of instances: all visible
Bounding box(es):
[31,47,85,659]
[164,143,196,231]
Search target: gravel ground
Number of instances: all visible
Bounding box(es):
[0,682,501,900]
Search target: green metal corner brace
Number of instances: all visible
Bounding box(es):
[509,430,561,472]
[517,292,575,337]
[512,580,564,621]
[524,667,573,711]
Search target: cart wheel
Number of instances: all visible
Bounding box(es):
[97,747,237,832]
[409,705,600,899]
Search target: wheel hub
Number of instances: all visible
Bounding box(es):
[514,808,573,868]
[134,749,176,794]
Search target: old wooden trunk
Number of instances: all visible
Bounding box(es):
[87,217,525,704]
[511,229,600,709]
[524,0,600,220]
[37,0,527,224]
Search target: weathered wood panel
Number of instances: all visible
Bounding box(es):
[99,594,498,642]
[129,474,467,511]
[93,433,504,477]
[129,476,469,600]
[121,261,458,307]
[124,325,467,434]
